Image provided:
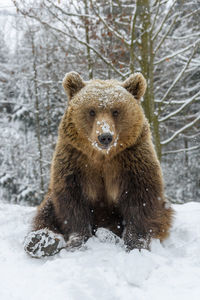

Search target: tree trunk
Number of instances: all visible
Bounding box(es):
[84,0,93,79]
[31,33,44,194]
[138,0,162,160]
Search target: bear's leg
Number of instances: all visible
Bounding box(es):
[53,194,92,249]
[24,197,66,258]
[122,218,151,251]
[120,200,173,251]
[33,197,60,232]
[51,173,93,248]
[147,203,174,242]
[122,223,151,251]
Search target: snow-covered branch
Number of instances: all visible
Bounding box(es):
[162,145,200,155]
[154,40,200,65]
[159,45,198,103]
[150,0,161,33]
[46,0,97,19]
[152,0,177,41]
[89,0,130,47]
[161,115,200,145]
[181,8,200,20]
[154,14,179,54]
[161,32,200,41]
[13,2,125,79]
[159,91,200,122]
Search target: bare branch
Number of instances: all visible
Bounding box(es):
[154,40,199,65]
[152,0,177,41]
[150,0,161,33]
[154,14,178,54]
[160,45,198,103]
[46,0,97,19]
[160,32,200,41]
[13,2,125,79]
[162,145,200,155]
[181,8,200,20]
[129,2,137,73]
[89,0,130,47]
[161,115,200,145]
[159,91,200,122]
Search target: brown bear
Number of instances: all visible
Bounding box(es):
[24,72,174,257]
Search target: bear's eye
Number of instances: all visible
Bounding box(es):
[89,109,96,117]
[112,110,119,117]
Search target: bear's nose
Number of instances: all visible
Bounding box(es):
[98,133,113,146]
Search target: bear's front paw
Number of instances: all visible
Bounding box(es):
[24,229,66,258]
[95,228,124,246]
[65,233,88,251]
[123,229,150,251]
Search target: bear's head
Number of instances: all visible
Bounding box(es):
[61,72,146,160]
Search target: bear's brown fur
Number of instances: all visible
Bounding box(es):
[33,71,174,251]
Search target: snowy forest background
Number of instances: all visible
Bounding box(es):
[0,0,199,206]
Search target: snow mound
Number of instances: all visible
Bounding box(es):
[0,202,200,300]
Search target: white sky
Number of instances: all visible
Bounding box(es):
[0,0,14,8]
[0,0,17,51]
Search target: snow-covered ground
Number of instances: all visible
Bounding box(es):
[0,202,200,300]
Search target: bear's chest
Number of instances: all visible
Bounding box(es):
[82,162,121,204]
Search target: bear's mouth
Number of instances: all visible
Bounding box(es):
[92,141,112,151]
[91,136,118,154]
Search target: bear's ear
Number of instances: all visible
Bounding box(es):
[62,72,85,100]
[122,73,146,101]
